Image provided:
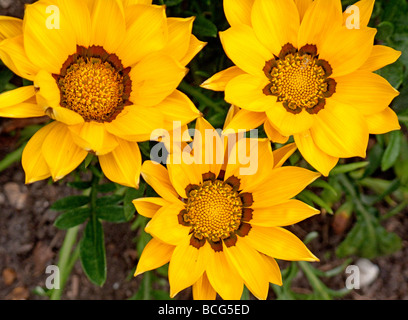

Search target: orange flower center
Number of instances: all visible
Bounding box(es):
[178,172,253,251]
[263,43,336,115]
[54,46,132,122]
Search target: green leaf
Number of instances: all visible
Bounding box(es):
[330,161,369,176]
[95,194,123,207]
[67,181,92,190]
[54,207,90,229]
[381,131,402,171]
[163,0,183,6]
[95,205,126,223]
[79,219,107,286]
[193,14,218,38]
[51,195,90,211]
[124,184,146,221]
[0,143,25,173]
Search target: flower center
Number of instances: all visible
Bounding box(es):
[178,172,253,251]
[54,46,132,122]
[263,43,336,115]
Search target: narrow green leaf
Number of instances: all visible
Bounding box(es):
[124,184,146,221]
[95,194,123,207]
[330,161,369,176]
[51,195,90,211]
[381,131,402,171]
[80,219,107,286]
[95,205,126,223]
[67,181,92,190]
[193,15,218,38]
[54,207,90,229]
[0,143,25,173]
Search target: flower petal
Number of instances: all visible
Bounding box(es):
[145,202,189,246]
[89,0,126,53]
[261,254,282,286]
[294,130,338,176]
[206,249,244,300]
[98,138,141,188]
[116,4,167,67]
[168,238,206,298]
[252,166,320,208]
[265,104,315,136]
[332,70,399,115]
[343,0,374,28]
[264,119,289,144]
[129,52,187,107]
[179,34,206,66]
[141,160,180,203]
[311,100,369,158]
[41,122,88,181]
[245,225,319,262]
[251,199,319,227]
[192,273,217,300]
[272,143,297,168]
[358,45,402,72]
[251,0,300,56]
[318,26,377,78]
[294,0,314,22]
[104,106,164,142]
[201,66,246,92]
[0,35,39,80]
[23,0,77,74]
[68,121,119,156]
[365,107,401,134]
[224,239,270,300]
[134,238,174,276]
[133,197,171,218]
[220,24,272,77]
[224,0,255,27]
[0,86,44,118]
[225,73,276,112]
[22,122,56,184]
[223,109,266,133]
[0,16,22,41]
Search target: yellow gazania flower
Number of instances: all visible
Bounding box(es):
[0,0,204,187]
[133,116,320,300]
[202,0,401,176]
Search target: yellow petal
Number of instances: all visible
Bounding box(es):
[180,35,206,67]
[332,70,399,115]
[223,239,270,300]
[251,199,319,227]
[34,69,60,109]
[154,90,201,127]
[201,66,246,92]
[56,0,92,47]
[251,0,300,56]
[68,121,119,156]
[294,0,314,22]
[22,122,56,184]
[261,254,282,286]
[134,238,174,276]
[311,100,369,158]
[252,166,320,208]
[23,0,77,74]
[133,197,171,218]
[145,202,189,246]
[0,86,43,118]
[225,73,276,112]
[141,160,180,202]
[265,104,315,136]
[273,143,297,168]
[206,249,244,300]
[298,0,343,49]
[224,0,255,27]
[192,273,217,300]
[245,225,319,262]
[223,109,266,134]
[220,24,272,78]
[294,130,339,176]
[129,52,187,107]
[41,122,88,181]
[318,27,377,78]
[0,16,22,41]
[122,0,152,6]
[343,0,374,28]
[89,0,126,53]
[161,17,195,64]
[104,106,164,142]
[0,35,39,80]
[365,107,401,134]
[358,45,402,72]
[168,238,206,298]
[116,4,167,67]
[264,119,289,144]
[98,138,141,188]
[44,106,84,126]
